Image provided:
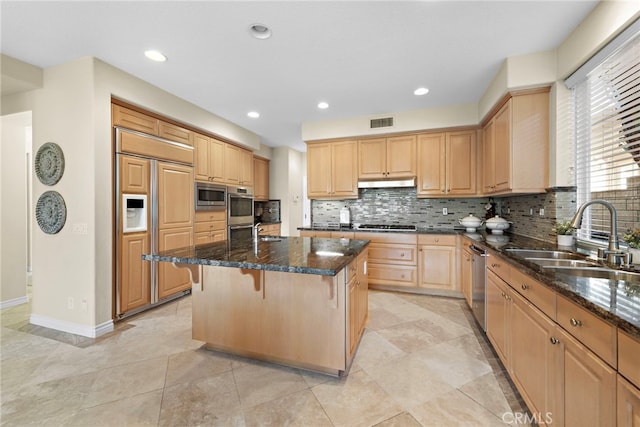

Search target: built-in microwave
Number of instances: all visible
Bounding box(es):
[195,182,227,211]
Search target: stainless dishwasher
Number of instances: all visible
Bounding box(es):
[470,245,487,331]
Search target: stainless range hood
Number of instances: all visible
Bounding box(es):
[357,176,416,189]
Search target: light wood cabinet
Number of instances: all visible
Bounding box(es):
[239,149,254,186]
[223,144,253,186]
[358,135,416,179]
[119,233,151,312]
[159,121,193,146]
[194,133,225,183]
[348,250,368,358]
[258,223,281,236]
[157,162,194,230]
[195,210,226,245]
[417,130,477,197]
[619,330,640,389]
[356,232,417,289]
[157,226,193,299]
[618,375,640,427]
[481,88,550,195]
[300,230,333,238]
[417,235,458,293]
[254,156,270,201]
[119,155,150,194]
[486,269,511,365]
[307,139,358,199]
[112,104,159,135]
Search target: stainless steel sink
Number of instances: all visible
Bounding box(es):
[547,266,640,282]
[260,236,282,242]
[505,249,585,260]
[534,259,601,268]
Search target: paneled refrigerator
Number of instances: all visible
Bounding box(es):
[115,128,194,318]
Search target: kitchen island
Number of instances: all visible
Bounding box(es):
[143,236,369,376]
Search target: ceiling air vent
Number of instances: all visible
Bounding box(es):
[370,117,394,129]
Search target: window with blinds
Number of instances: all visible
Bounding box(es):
[570,26,640,245]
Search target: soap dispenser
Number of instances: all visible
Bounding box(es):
[340,206,351,227]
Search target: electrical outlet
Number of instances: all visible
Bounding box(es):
[529,208,533,216]
[539,208,545,216]
[442,208,448,215]
[67,297,74,310]
[72,223,88,234]
[81,299,87,312]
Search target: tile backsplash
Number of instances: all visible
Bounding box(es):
[310,187,577,244]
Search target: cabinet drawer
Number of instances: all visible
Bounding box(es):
[368,264,417,287]
[556,295,617,367]
[618,330,640,389]
[418,234,456,246]
[487,254,511,282]
[509,268,556,320]
[354,232,417,245]
[331,231,354,239]
[195,211,226,223]
[368,243,416,265]
[194,221,225,233]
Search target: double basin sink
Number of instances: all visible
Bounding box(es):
[505,248,639,283]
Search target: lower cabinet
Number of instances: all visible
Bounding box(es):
[485,252,620,427]
[259,223,281,236]
[158,226,193,299]
[194,210,226,245]
[618,375,640,427]
[348,250,368,358]
[355,232,417,288]
[417,234,458,293]
[119,232,151,313]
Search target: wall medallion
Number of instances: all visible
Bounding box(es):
[36,191,67,234]
[35,142,65,186]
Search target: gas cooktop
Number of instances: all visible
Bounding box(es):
[355,224,417,231]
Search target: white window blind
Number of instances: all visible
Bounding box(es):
[570,26,640,245]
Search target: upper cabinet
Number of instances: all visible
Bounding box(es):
[254,156,270,201]
[112,104,193,146]
[307,139,358,199]
[417,130,477,197]
[358,135,416,179]
[194,133,225,183]
[481,88,550,195]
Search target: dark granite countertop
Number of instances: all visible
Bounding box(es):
[461,232,640,339]
[298,225,464,235]
[143,236,369,276]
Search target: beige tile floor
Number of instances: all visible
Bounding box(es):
[1,289,530,426]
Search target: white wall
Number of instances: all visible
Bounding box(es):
[270,147,304,236]
[0,112,30,308]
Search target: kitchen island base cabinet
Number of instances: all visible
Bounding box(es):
[192,253,368,376]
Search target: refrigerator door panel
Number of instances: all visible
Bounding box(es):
[157,162,194,229]
[157,226,193,300]
[119,232,151,312]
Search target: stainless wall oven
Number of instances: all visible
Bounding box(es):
[195,182,226,211]
[227,185,254,239]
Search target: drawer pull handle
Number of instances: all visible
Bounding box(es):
[400,253,405,257]
[570,318,582,327]
[434,238,439,243]
[521,284,529,290]
[550,337,559,345]
[491,263,499,268]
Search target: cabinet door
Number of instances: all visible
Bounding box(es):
[208,138,225,183]
[307,143,332,197]
[618,375,640,427]
[417,244,456,291]
[120,155,150,194]
[159,121,192,146]
[239,149,254,186]
[348,278,358,357]
[112,104,159,135]
[254,157,270,201]
[158,226,193,299]
[331,140,358,197]
[482,120,495,193]
[417,133,446,196]
[119,233,151,312]
[493,100,512,192]
[446,130,477,195]
[510,291,556,423]
[224,144,241,184]
[357,250,368,334]
[556,326,616,427]
[358,138,387,179]
[386,135,416,178]
[486,270,509,365]
[157,162,194,229]
[194,134,210,182]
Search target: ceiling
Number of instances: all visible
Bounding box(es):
[1,1,598,152]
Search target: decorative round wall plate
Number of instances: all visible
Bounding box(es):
[35,142,65,186]
[36,191,67,234]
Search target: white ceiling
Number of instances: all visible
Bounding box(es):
[1,1,598,151]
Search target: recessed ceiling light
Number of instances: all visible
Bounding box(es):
[247,111,260,118]
[144,50,167,62]
[414,87,429,96]
[317,102,329,109]
[249,23,272,40]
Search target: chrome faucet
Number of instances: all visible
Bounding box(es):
[570,199,628,266]
[253,222,263,242]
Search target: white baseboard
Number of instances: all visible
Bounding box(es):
[29,314,114,338]
[1,295,29,309]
